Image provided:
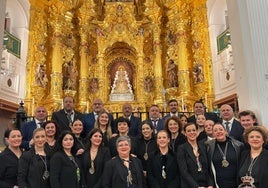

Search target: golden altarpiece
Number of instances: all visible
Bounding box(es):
[24,0,215,116]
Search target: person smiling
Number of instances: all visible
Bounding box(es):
[81,128,111,188]
[102,136,145,187]
[164,116,186,152]
[136,120,158,177]
[108,117,138,157]
[147,130,180,188]
[238,126,268,188]
[177,123,214,188]
[206,123,244,188]
[50,131,85,188]
[0,129,22,188]
[18,128,50,188]
[94,110,114,147]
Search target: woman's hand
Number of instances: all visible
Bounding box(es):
[76,149,84,155]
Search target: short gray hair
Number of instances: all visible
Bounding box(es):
[116,135,131,148]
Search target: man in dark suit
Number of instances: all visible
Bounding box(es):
[220,104,244,141]
[115,103,141,137]
[146,104,165,134]
[162,99,181,121]
[51,96,83,133]
[82,98,115,136]
[21,106,48,150]
[188,100,220,124]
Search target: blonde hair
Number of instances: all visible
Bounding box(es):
[94,110,112,140]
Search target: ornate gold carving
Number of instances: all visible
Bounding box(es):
[26,0,215,114]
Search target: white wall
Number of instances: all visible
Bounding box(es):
[227,0,268,125]
[0,0,29,103]
[207,0,237,100]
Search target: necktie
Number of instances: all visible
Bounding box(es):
[37,122,43,128]
[153,121,157,134]
[225,121,230,134]
[66,113,73,127]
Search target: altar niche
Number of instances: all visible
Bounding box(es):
[109,59,135,102]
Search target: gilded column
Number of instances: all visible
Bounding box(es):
[26,1,48,114]
[77,6,90,111]
[176,2,193,96]
[25,3,39,112]
[48,4,64,99]
[136,53,145,102]
[153,25,165,104]
[97,53,106,100]
[78,31,89,109]
[192,0,214,110]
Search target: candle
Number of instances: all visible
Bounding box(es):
[32,98,35,116]
[86,101,89,113]
[181,97,184,111]
[205,94,208,108]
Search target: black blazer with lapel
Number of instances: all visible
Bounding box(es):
[80,146,111,188]
[177,141,214,187]
[18,148,50,188]
[102,155,145,188]
[147,149,180,188]
[228,119,244,142]
[146,118,165,133]
[51,109,83,132]
[0,147,20,188]
[50,150,85,188]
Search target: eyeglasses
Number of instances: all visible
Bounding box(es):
[93,103,102,106]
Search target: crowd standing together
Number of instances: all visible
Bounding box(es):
[0,96,268,188]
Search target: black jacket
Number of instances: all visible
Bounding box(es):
[147,149,180,188]
[50,151,85,188]
[177,141,214,188]
[51,109,83,132]
[102,155,145,188]
[0,147,20,188]
[18,148,50,188]
[80,146,111,188]
[206,136,244,187]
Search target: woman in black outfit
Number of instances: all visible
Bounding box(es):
[43,121,59,158]
[177,122,214,188]
[108,117,138,157]
[50,130,84,188]
[136,120,158,175]
[71,119,86,155]
[0,129,22,188]
[102,135,145,188]
[238,126,268,188]
[147,130,180,188]
[206,123,244,188]
[164,116,186,152]
[81,128,111,188]
[18,127,50,188]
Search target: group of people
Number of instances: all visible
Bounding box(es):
[0,96,267,188]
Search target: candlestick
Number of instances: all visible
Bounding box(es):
[86,101,89,113]
[32,98,35,116]
[181,97,184,111]
[205,94,208,108]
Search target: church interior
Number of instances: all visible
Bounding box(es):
[1,0,268,145]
